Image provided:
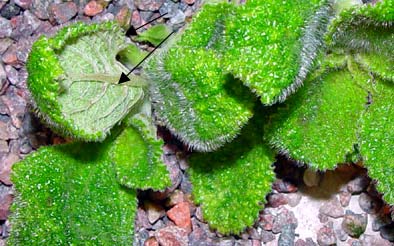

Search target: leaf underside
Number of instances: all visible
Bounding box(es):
[189,114,275,234]
[224,0,332,105]
[9,142,137,245]
[27,22,144,141]
[146,3,255,151]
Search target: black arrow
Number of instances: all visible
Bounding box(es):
[126,12,168,36]
[118,31,175,84]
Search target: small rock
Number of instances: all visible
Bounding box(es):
[166,201,191,232]
[84,1,104,17]
[317,225,337,246]
[319,197,344,218]
[286,193,302,207]
[136,207,152,230]
[318,213,329,223]
[166,190,185,207]
[0,63,5,85]
[339,191,351,207]
[5,65,18,85]
[358,192,382,214]
[152,219,165,230]
[372,215,391,231]
[23,10,41,34]
[0,17,12,38]
[273,179,298,193]
[347,174,370,194]
[31,0,50,20]
[216,237,235,246]
[360,234,392,246]
[144,237,159,246]
[278,223,296,246]
[261,230,275,243]
[135,228,150,245]
[145,202,165,224]
[341,211,367,238]
[14,0,32,9]
[303,168,320,187]
[0,193,13,220]
[295,239,317,246]
[380,223,394,242]
[272,207,298,234]
[0,2,21,19]
[50,2,78,24]
[0,38,13,55]
[234,240,252,246]
[169,9,185,25]
[183,0,195,5]
[135,0,164,11]
[259,212,274,231]
[0,153,20,185]
[155,226,188,246]
[347,238,362,246]
[2,46,18,65]
[115,5,131,27]
[268,193,288,208]
[0,140,8,153]
[159,1,178,17]
[335,227,348,242]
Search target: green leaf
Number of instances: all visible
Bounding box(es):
[189,114,275,234]
[360,79,394,204]
[136,24,172,46]
[110,98,171,190]
[145,3,255,151]
[355,52,394,83]
[27,22,144,141]
[9,141,137,245]
[117,43,148,70]
[265,57,370,170]
[224,0,333,104]
[328,0,394,52]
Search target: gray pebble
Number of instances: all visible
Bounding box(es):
[0,17,12,38]
[341,211,367,238]
[1,2,21,19]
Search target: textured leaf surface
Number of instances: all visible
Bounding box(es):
[360,79,394,204]
[224,0,332,104]
[27,22,144,141]
[111,99,171,190]
[265,58,370,170]
[9,142,137,245]
[135,24,172,46]
[189,115,274,234]
[146,3,255,151]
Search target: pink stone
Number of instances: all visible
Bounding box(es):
[166,201,192,233]
[84,1,104,17]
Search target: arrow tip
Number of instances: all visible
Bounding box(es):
[118,73,130,84]
[126,26,137,36]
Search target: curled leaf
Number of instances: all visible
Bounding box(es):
[27,22,144,141]
[145,3,255,151]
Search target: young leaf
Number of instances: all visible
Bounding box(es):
[265,57,370,170]
[110,98,171,190]
[117,43,149,70]
[135,24,172,46]
[224,0,333,104]
[27,22,144,141]
[188,114,275,234]
[145,3,255,151]
[9,141,137,245]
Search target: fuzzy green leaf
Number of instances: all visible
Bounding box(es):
[265,57,370,170]
[9,141,137,245]
[360,79,394,204]
[27,22,144,141]
[224,0,333,104]
[136,24,172,46]
[189,115,275,234]
[355,52,394,83]
[110,98,171,190]
[145,3,255,151]
[328,0,394,52]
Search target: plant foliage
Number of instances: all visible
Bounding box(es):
[9,0,394,244]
